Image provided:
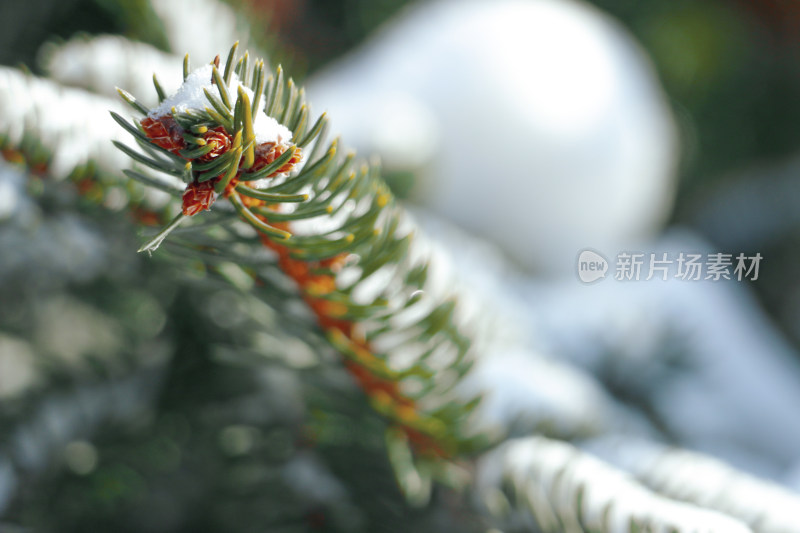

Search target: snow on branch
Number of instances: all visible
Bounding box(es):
[476,436,753,533]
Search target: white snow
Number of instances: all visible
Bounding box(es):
[253,110,292,145]
[149,64,293,146]
[0,66,177,209]
[477,437,755,533]
[150,0,259,71]
[306,0,678,276]
[40,34,183,108]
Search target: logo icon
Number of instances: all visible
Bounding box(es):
[577,249,608,283]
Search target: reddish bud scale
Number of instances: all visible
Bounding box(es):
[252,143,303,176]
[198,127,232,162]
[140,116,186,154]
[182,180,217,216]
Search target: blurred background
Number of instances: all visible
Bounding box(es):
[2,0,800,332]
[2,0,800,531]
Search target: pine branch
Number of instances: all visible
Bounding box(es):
[0,20,485,529]
[111,44,486,485]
